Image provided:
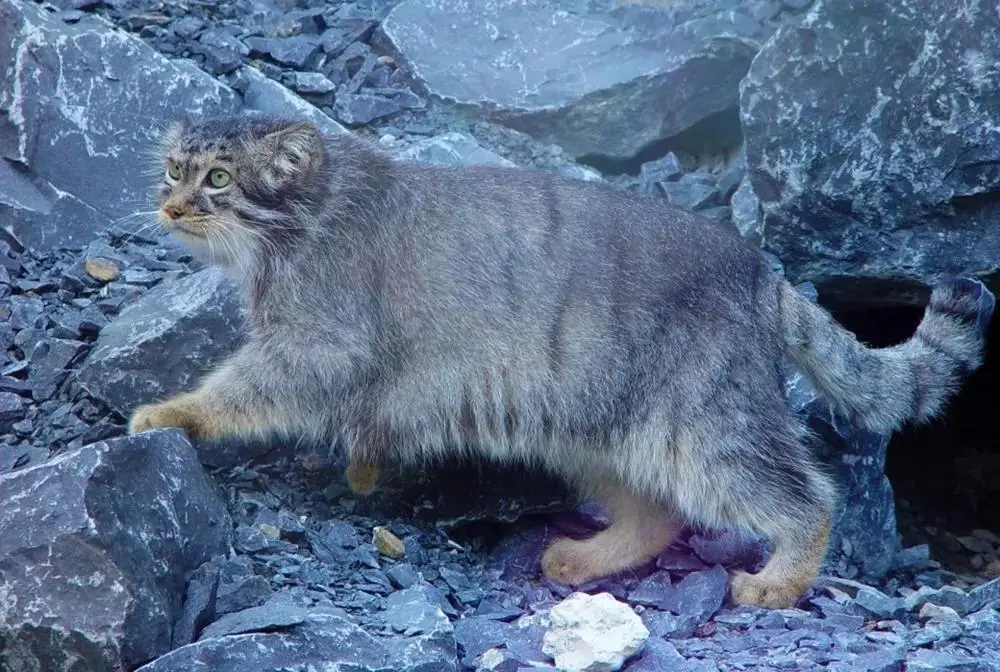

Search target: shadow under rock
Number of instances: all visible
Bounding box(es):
[190,432,576,530]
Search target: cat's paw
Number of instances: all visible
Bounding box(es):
[541,537,603,587]
[128,397,211,439]
[345,458,381,495]
[729,569,807,610]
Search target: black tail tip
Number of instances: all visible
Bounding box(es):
[933,276,995,339]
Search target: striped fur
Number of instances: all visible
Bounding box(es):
[128,114,991,609]
[780,279,987,433]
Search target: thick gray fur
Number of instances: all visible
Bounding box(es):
[137,114,988,606]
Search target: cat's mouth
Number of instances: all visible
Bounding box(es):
[162,216,209,239]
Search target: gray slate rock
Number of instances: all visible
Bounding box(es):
[0,0,241,250]
[639,152,686,194]
[395,132,515,168]
[172,557,224,648]
[0,391,25,431]
[0,430,232,672]
[380,0,764,161]
[235,66,348,139]
[730,177,762,243]
[76,267,245,419]
[0,159,109,255]
[333,91,416,126]
[137,610,457,671]
[741,0,1000,303]
[384,585,457,654]
[198,603,314,640]
[655,565,729,622]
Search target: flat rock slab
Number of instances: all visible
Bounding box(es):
[741,0,1000,303]
[0,0,240,250]
[380,0,765,161]
[0,430,233,672]
[136,610,457,672]
[76,267,246,419]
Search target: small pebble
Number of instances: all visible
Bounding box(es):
[373,525,406,560]
[84,257,121,282]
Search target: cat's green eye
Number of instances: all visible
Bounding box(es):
[208,169,232,189]
[166,162,181,180]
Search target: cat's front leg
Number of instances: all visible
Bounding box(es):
[127,346,289,442]
[128,390,254,440]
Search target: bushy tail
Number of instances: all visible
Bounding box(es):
[779,277,994,433]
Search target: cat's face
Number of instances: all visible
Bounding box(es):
[155,116,323,269]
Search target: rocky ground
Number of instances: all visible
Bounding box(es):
[2,0,1000,670]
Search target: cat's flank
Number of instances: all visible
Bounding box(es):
[129,114,989,609]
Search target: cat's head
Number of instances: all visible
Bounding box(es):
[154,115,325,269]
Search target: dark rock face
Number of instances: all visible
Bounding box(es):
[76,268,246,419]
[0,430,232,672]
[380,0,768,162]
[0,0,241,251]
[741,0,1000,304]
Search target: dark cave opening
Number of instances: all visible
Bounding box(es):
[830,290,1000,571]
[577,105,745,176]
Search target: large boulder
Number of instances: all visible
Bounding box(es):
[741,0,1000,306]
[0,0,241,251]
[379,0,776,163]
[0,430,233,672]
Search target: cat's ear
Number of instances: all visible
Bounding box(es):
[162,119,187,144]
[259,122,323,185]
[148,119,189,173]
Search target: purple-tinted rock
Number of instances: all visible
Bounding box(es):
[503,622,548,663]
[626,638,687,670]
[660,180,720,211]
[656,566,729,622]
[628,570,673,607]
[657,547,709,572]
[290,71,336,94]
[687,529,769,571]
[333,92,409,126]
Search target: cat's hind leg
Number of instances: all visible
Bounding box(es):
[541,482,682,585]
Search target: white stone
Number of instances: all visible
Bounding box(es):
[541,592,649,672]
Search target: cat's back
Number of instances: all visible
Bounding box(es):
[391,160,767,312]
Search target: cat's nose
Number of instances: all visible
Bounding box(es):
[163,205,183,219]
